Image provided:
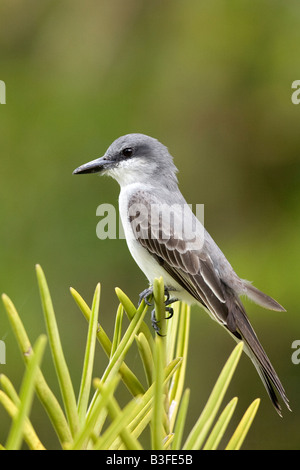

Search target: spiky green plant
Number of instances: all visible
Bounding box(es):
[0,265,259,450]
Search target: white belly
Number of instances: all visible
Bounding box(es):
[118,184,196,305]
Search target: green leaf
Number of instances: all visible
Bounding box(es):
[0,374,21,405]
[183,342,244,450]
[163,433,174,449]
[101,301,148,384]
[70,287,145,397]
[86,301,148,431]
[172,388,190,450]
[94,393,143,450]
[77,283,100,425]
[0,390,45,450]
[112,358,182,450]
[6,335,47,450]
[1,293,72,445]
[151,334,165,450]
[111,303,124,358]
[0,375,45,450]
[169,302,190,431]
[71,375,120,450]
[135,332,154,386]
[115,407,152,449]
[203,397,238,450]
[165,302,180,365]
[225,398,260,450]
[36,264,79,437]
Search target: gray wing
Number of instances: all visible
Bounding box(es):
[128,190,236,330]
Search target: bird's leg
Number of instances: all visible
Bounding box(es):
[163,287,179,320]
[139,286,179,334]
[138,286,154,307]
[151,308,163,336]
[139,286,165,335]
[152,287,179,334]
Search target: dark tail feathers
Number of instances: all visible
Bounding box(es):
[232,298,291,417]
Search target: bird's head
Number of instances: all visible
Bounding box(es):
[73,133,178,188]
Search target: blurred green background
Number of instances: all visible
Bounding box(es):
[0,0,300,449]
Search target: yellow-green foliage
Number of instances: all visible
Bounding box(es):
[0,266,259,450]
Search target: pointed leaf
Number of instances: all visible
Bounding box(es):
[203,397,238,450]
[183,342,244,450]
[225,399,260,450]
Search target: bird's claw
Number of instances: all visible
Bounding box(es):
[151,308,165,336]
[138,287,154,307]
[165,306,174,320]
[138,286,179,335]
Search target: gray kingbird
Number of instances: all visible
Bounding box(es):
[73,133,290,416]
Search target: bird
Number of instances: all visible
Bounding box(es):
[73,133,290,416]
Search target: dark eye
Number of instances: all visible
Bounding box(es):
[122,147,133,158]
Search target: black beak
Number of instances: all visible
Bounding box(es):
[73,156,109,175]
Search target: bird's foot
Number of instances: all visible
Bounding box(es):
[139,286,179,335]
[151,308,164,336]
[138,287,154,307]
[163,288,179,320]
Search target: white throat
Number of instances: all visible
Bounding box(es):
[106,159,158,188]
